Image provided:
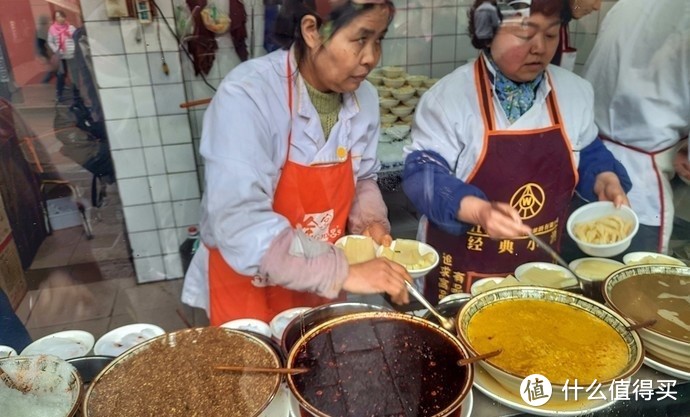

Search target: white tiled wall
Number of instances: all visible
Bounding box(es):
[83,0,617,283]
[80,0,199,283]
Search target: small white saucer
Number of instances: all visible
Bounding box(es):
[94,323,165,357]
[21,330,94,360]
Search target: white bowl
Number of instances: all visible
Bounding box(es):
[379,106,390,115]
[569,257,625,301]
[470,277,507,296]
[514,262,578,288]
[0,345,17,357]
[380,113,397,125]
[392,87,416,101]
[622,251,686,266]
[402,96,419,107]
[383,77,406,88]
[381,66,405,78]
[94,324,165,357]
[376,86,393,97]
[270,307,311,341]
[603,265,690,369]
[405,75,428,88]
[21,330,95,360]
[400,114,414,124]
[423,78,439,87]
[384,124,411,140]
[376,239,440,279]
[366,72,384,85]
[416,87,429,96]
[390,105,414,117]
[569,257,625,281]
[220,318,272,339]
[378,97,400,109]
[566,202,639,257]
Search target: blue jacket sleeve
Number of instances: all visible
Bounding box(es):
[402,150,487,236]
[576,138,632,202]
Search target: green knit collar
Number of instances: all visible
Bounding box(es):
[304,81,342,114]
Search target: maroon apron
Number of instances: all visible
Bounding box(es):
[423,58,579,303]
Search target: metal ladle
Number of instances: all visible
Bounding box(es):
[403,280,456,332]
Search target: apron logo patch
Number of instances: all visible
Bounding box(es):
[299,209,341,241]
[510,183,546,220]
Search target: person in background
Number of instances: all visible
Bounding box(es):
[182,0,411,326]
[551,0,601,70]
[582,0,690,254]
[35,15,55,84]
[47,10,79,103]
[402,0,631,302]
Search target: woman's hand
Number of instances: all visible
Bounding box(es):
[362,222,393,247]
[594,172,629,207]
[458,196,531,239]
[673,145,690,181]
[342,258,411,305]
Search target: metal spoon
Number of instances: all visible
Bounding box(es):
[403,280,456,332]
[527,231,585,288]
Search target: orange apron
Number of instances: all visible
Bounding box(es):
[208,54,353,325]
[423,58,579,302]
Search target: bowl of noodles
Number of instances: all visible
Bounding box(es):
[566,201,639,257]
[377,239,439,278]
[456,286,644,402]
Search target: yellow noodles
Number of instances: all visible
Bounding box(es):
[340,237,376,264]
[573,215,633,244]
[380,239,435,270]
[574,260,622,281]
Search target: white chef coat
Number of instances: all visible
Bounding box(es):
[582,0,690,252]
[404,56,599,182]
[182,49,382,312]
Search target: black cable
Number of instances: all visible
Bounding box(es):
[150,0,217,93]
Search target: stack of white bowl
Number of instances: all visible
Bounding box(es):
[367,66,439,128]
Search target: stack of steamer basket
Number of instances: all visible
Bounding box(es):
[367,66,438,128]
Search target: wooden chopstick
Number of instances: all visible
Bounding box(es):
[457,349,502,366]
[179,98,212,108]
[214,366,309,375]
[626,319,657,331]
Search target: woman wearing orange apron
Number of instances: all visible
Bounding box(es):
[182,0,410,325]
[403,0,631,303]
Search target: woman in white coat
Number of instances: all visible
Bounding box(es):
[403,0,631,302]
[582,0,690,254]
[182,0,411,326]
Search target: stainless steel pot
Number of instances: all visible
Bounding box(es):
[286,311,474,417]
[280,302,391,355]
[67,355,115,385]
[83,327,285,417]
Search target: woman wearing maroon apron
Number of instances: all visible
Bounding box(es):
[182,0,411,325]
[403,0,632,303]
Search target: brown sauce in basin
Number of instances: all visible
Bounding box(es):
[610,273,690,342]
[290,316,468,417]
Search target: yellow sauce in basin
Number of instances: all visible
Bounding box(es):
[467,299,629,384]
